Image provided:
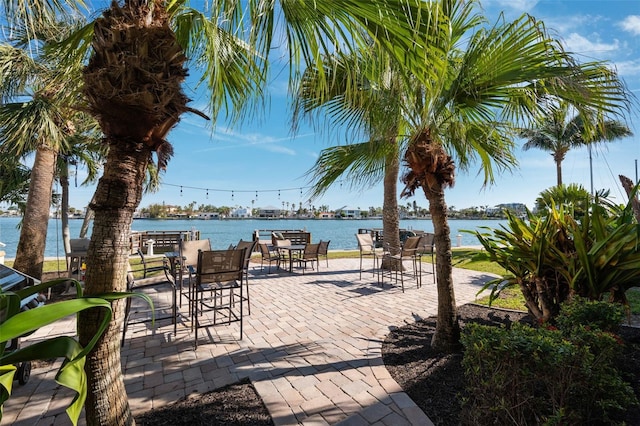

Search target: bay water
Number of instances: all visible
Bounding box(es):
[0,217,505,259]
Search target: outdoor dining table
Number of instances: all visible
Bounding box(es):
[277,244,306,272]
[163,251,182,281]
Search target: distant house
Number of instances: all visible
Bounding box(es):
[495,203,527,215]
[230,207,252,218]
[335,206,362,219]
[198,212,220,219]
[318,212,335,219]
[258,206,282,218]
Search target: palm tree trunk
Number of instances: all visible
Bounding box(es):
[60,159,71,255]
[555,158,563,186]
[619,175,640,223]
[79,196,95,238]
[79,139,150,426]
[423,180,460,352]
[382,146,401,261]
[13,145,57,279]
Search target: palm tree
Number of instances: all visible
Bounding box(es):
[57,132,106,254]
[0,20,90,279]
[293,47,404,261]
[535,183,592,217]
[520,102,632,186]
[73,1,435,423]
[0,157,30,206]
[399,1,630,352]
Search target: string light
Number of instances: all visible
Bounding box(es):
[180,186,183,196]
[163,182,315,197]
[255,190,258,200]
[231,190,234,201]
[206,189,209,199]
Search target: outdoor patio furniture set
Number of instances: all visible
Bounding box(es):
[120,234,331,347]
[356,232,435,292]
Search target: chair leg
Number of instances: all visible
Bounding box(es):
[245,274,250,315]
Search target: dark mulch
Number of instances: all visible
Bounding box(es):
[135,378,274,426]
[382,303,640,426]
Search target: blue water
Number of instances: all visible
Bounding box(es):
[0,217,504,259]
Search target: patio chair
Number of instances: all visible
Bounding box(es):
[355,233,382,280]
[317,240,330,269]
[416,233,436,284]
[177,238,212,308]
[258,242,281,273]
[295,243,319,274]
[381,236,422,292]
[122,262,177,346]
[235,239,257,314]
[192,248,245,347]
[136,248,170,279]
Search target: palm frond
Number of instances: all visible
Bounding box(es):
[0,99,69,155]
[173,7,264,125]
[305,140,397,198]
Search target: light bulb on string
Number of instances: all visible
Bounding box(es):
[278,190,281,199]
[231,190,234,201]
[180,186,183,196]
[255,190,258,200]
[206,189,209,199]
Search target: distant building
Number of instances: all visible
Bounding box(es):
[230,207,252,218]
[198,212,220,219]
[335,206,362,219]
[318,212,335,219]
[258,206,282,218]
[496,203,527,215]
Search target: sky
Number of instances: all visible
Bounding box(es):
[52,1,640,212]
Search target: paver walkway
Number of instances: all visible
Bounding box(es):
[4,257,496,425]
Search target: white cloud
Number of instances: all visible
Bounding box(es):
[620,15,640,36]
[263,145,296,155]
[482,0,539,13]
[612,59,640,76]
[560,32,621,55]
[191,126,315,154]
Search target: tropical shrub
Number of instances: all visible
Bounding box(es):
[534,183,592,218]
[0,278,147,425]
[470,194,640,322]
[461,299,636,425]
[556,296,625,333]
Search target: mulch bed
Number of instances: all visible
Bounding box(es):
[382,303,640,426]
[135,379,273,426]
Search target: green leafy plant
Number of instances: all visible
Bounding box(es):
[556,296,625,333]
[0,278,150,425]
[469,193,640,322]
[461,299,637,425]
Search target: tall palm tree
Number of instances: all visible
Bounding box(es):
[399,1,630,352]
[74,1,437,424]
[0,20,89,279]
[520,102,632,186]
[293,48,404,261]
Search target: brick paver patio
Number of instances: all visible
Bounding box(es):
[4,257,496,425]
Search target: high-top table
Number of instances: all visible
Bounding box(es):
[277,244,306,272]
